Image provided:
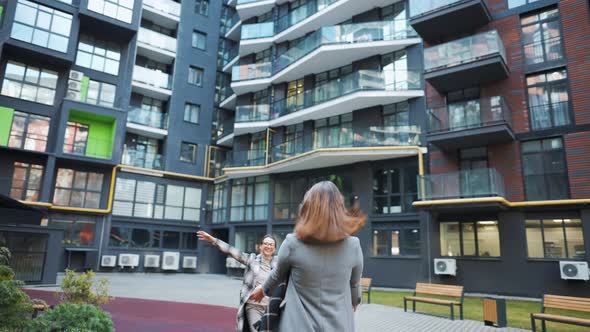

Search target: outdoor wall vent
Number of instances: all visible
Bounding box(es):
[144,255,160,268]
[183,256,198,269]
[101,255,117,267]
[559,261,589,281]
[162,252,180,270]
[434,258,457,276]
[118,254,140,268]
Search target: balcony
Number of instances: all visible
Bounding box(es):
[222,12,242,41]
[233,20,420,94]
[219,86,237,110]
[236,0,276,21]
[137,28,177,64]
[122,147,164,170]
[225,126,422,178]
[63,137,113,160]
[427,96,515,150]
[409,0,491,41]
[126,107,168,139]
[222,46,240,73]
[215,112,235,147]
[416,168,506,210]
[132,66,173,99]
[239,0,402,56]
[234,69,424,135]
[424,30,509,92]
[142,0,181,28]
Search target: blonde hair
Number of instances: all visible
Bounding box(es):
[294,181,366,243]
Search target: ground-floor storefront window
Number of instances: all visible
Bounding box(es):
[525,218,585,259]
[0,231,47,282]
[440,221,500,257]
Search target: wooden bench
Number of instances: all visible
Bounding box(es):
[531,294,590,332]
[32,304,48,318]
[361,277,372,304]
[403,283,464,320]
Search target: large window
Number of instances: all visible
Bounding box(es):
[184,103,200,124]
[85,80,116,107]
[440,221,501,257]
[0,231,47,282]
[373,225,420,256]
[230,176,269,222]
[192,31,207,50]
[2,61,58,105]
[235,228,265,253]
[6,111,50,152]
[53,169,104,208]
[50,214,96,246]
[526,218,585,259]
[272,227,292,250]
[10,162,44,202]
[180,142,197,164]
[273,178,306,220]
[63,122,89,155]
[195,0,209,16]
[12,0,72,52]
[527,69,570,130]
[521,8,563,65]
[88,0,134,23]
[314,114,353,148]
[522,138,568,200]
[188,66,204,86]
[373,165,418,214]
[182,232,198,250]
[210,183,227,224]
[75,35,121,76]
[112,178,202,222]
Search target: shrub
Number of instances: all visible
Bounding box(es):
[59,269,111,306]
[27,303,114,332]
[0,264,15,281]
[0,247,11,266]
[0,266,33,332]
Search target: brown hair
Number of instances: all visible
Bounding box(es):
[294,181,366,243]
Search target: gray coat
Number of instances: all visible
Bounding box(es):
[262,233,363,332]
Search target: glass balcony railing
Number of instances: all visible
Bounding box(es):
[236,104,271,122]
[214,112,235,140]
[424,30,506,72]
[132,66,172,90]
[242,21,275,39]
[138,28,177,54]
[122,147,164,170]
[229,148,267,167]
[127,107,168,130]
[221,12,241,35]
[275,0,338,34]
[418,168,505,200]
[142,0,181,18]
[237,0,269,4]
[427,96,512,133]
[221,46,239,67]
[409,0,470,18]
[219,86,235,104]
[63,137,113,159]
[232,62,272,81]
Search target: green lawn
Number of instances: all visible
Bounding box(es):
[366,290,590,332]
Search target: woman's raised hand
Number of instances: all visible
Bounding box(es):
[196,230,215,243]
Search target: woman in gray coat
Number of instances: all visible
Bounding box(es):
[250,181,366,331]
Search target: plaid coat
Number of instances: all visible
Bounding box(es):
[213,238,278,332]
[255,282,287,332]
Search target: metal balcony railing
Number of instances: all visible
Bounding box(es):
[427,96,512,133]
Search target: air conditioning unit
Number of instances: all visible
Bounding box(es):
[101,255,116,267]
[66,90,81,101]
[68,80,83,92]
[434,258,457,276]
[144,254,160,268]
[162,251,180,270]
[118,254,140,268]
[69,70,84,81]
[183,256,197,269]
[560,261,589,281]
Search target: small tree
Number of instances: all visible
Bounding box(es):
[26,303,114,332]
[0,247,11,266]
[0,265,33,332]
[59,269,111,306]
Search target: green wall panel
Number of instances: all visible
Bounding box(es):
[0,106,15,146]
[68,110,116,159]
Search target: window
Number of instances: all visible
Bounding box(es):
[440,221,501,257]
[1,61,58,105]
[180,142,197,164]
[0,232,48,282]
[162,231,180,249]
[85,80,116,107]
[188,66,204,86]
[522,138,568,200]
[373,165,418,214]
[10,162,44,202]
[12,0,72,52]
[6,111,50,151]
[508,0,542,9]
[521,8,563,65]
[184,103,200,124]
[527,69,570,130]
[247,132,267,166]
[113,178,202,222]
[273,178,306,220]
[526,218,585,259]
[109,226,158,248]
[373,226,420,256]
[123,134,164,169]
[314,114,353,148]
[195,0,209,16]
[75,35,121,75]
[192,31,207,50]
[382,50,409,89]
[235,228,266,253]
[63,122,89,155]
[230,176,269,222]
[88,0,134,23]
[209,183,227,224]
[50,214,96,246]
[53,169,104,208]
[182,232,198,250]
[272,227,292,250]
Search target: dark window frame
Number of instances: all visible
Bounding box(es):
[372,224,421,257]
[521,137,569,200]
[192,30,207,51]
[439,220,501,258]
[525,217,586,260]
[10,161,44,202]
[7,111,50,152]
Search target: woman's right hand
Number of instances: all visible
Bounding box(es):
[196,231,215,244]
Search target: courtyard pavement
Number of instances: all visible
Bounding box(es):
[27,273,529,332]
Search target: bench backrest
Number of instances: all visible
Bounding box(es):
[544,295,590,313]
[415,283,463,298]
[361,277,372,289]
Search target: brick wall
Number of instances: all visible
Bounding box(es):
[488,142,525,201]
[564,131,590,198]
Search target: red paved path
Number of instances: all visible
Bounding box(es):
[26,289,237,332]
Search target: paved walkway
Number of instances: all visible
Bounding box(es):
[28,273,530,332]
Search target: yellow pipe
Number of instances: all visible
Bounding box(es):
[413,197,590,208]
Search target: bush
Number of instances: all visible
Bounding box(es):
[0,264,15,281]
[0,247,10,266]
[0,266,33,332]
[27,303,114,332]
[59,269,111,306]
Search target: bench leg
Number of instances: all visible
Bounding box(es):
[460,305,463,320]
[450,304,454,321]
[403,298,407,312]
[368,291,371,304]
[541,319,546,332]
[412,300,416,312]
[530,315,536,332]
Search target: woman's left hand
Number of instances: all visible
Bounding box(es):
[249,286,264,302]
